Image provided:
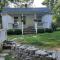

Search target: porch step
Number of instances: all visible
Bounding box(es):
[23,30,36,34]
[23,26,36,34]
[23,32,35,34]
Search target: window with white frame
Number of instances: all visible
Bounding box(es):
[36,15,42,26]
[13,16,18,28]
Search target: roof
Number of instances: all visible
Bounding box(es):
[2,8,51,14]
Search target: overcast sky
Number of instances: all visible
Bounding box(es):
[32,0,46,8]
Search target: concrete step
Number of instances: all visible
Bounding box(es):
[23,32,35,34]
[23,26,36,34]
[24,30,35,31]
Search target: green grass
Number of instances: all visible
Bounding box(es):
[5,55,14,60]
[8,31,60,48]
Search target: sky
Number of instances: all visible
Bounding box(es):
[32,0,46,8]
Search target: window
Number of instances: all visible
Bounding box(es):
[36,15,42,26]
[36,15,42,22]
[13,17,18,28]
[14,17,18,22]
[14,17,18,19]
[23,16,26,25]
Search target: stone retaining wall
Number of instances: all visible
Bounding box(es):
[11,44,57,60]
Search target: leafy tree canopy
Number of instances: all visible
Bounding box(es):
[53,0,60,16]
[43,0,60,23]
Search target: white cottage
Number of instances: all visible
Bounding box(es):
[1,8,53,34]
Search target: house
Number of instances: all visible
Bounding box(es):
[1,8,53,34]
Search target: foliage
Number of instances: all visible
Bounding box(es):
[7,29,22,35]
[0,0,34,10]
[44,0,59,16]
[43,0,60,25]
[37,29,44,33]
[52,0,60,24]
[8,31,60,48]
[0,2,4,11]
[8,0,33,2]
[0,44,2,53]
[53,0,60,17]
[5,55,14,60]
[43,0,55,10]
[0,0,8,12]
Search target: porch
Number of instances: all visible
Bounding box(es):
[12,14,44,29]
[9,13,45,34]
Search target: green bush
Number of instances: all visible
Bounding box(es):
[37,29,44,33]
[45,28,53,33]
[0,44,2,53]
[37,29,53,33]
[14,29,22,35]
[5,55,14,60]
[51,23,57,31]
[7,29,22,35]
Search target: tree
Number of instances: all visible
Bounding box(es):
[7,0,34,8]
[53,0,60,16]
[43,0,60,28]
[53,0,60,24]
[45,0,60,26]
[0,2,4,11]
[0,0,8,12]
[43,0,57,10]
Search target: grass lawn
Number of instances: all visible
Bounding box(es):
[8,31,60,48]
[5,55,15,60]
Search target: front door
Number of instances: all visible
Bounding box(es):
[26,15,34,27]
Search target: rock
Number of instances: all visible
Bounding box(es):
[25,46,38,56]
[35,50,48,56]
[25,56,32,60]
[26,46,38,51]
[13,44,57,60]
[18,45,28,50]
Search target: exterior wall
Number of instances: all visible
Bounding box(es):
[42,14,52,29]
[2,14,52,30]
[13,15,34,29]
[2,14,14,30]
[0,29,7,42]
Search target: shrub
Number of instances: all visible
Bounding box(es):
[51,23,57,31]
[7,29,22,35]
[14,29,22,35]
[37,29,44,33]
[45,28,53,33]
[5,55,13,60]
[7,29,14,35]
